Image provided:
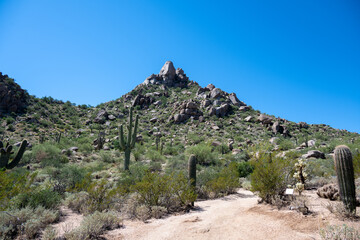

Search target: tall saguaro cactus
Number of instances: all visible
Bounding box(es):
[334,145,356,214]
[119,107,139,171]
[188,154,197,206]
[0,140,27,169]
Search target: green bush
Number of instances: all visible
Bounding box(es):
[99,151,115,163]
[64,211,121,240]
[31,143,68,167]
[13,189,61,209]
[132,171,197,211]
[186,143,217,166]
[277,138,294,151]
[353,152,360,178]
[117,162,149,193]
[0,206,59,239]
[85,179,117,214]
[237,161,254,178]
[64,192,89,213]
[205,163,239,198]
[306,158,335,179]
[165,154,187,173]
[145,149,165,162]
[0,170,35,210]
[250,153,290,203]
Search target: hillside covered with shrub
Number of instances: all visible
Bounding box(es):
[1,61,359,239]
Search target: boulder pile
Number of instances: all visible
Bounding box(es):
[143,61,189,87]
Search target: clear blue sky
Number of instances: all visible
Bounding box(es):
[0,0,359,133]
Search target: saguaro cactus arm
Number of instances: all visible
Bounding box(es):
[7,140,27,169]
[119,125,125,150]
[130,115,138,148]
[0,140,27,169]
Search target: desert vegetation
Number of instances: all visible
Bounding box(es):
[1,63,359,239]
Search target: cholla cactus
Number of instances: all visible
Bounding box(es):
[293,159,308,195]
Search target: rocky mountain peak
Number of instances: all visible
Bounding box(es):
[0,72,30,115]
[143,61,189,87]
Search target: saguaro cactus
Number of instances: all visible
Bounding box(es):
[119,107,139,171]
[334,145,356,213]
[0,140,27,169]
[188,154,196,206]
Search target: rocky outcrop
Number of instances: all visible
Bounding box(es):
[209,103,231,117]
[258,114,273,125]
[228,93,245,106]
[0,73,29,115]
[302,150,325,159]
[132,94,154,108]
[143,61,189,87]
[272,121,284,134]
[210,88,223,99]
[93,109,109,124]
[298,122,309,129]
[172,101,203,123]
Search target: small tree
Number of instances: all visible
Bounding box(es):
[250,152,288,203]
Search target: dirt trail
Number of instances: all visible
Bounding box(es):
[105,189,357,240]
[52,206,84,236]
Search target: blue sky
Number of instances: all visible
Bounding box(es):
[0,0,359,133]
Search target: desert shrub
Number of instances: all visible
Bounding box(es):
[231,151,250,163]
[326,202,358,220]
[250,153,290,203]
[0,206,59,239]
[150,206,167,219]
[214,143,231,155]
[187,133,204,145]
[133,144,145,161]
[165,154,187,173]
[186,143,217,166]
[76,137,93,154]
[0,170,35,210]
[131,171,196,212]
[99,150,116,163]
[237,161,254,178]
[145,149,165,162]
[135,205,150,222]
[205,163,240,198]
[31,143,68,167]
[306,158,335,179]
[117,163,149,193]
[42,226,57,240]
[353,152,360,178]
[64,211,121,240]
[13,188,61,209]
[163,144,180,156]
[48,164,87,193]
[197,167,219,197]
[277,138,294,151]
[64,191,89,213]
[320,224,360,240]
[85,179,117,214]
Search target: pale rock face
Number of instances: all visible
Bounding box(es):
[210,88,222,99]
[159,61,176,80]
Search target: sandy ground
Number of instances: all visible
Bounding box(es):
[54,189,359,240]
[104,189,359,240]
